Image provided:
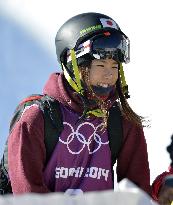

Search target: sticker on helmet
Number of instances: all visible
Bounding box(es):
[100,18,119,30]
[80,25,102,36]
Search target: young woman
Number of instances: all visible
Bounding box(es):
[8,12,150,195]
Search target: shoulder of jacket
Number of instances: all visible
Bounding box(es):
[10,104,44,133]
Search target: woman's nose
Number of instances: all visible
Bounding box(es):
[104,71,113,79]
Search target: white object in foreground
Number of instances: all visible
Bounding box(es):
[0,179,158,205]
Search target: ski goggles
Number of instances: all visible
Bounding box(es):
[67,31,130,64]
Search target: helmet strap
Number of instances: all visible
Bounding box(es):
[119,63,130,98]
[62,49,84,95]
[62,63,81,93]
[70,49,84,95]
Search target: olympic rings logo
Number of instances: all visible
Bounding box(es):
[59,122,109,155]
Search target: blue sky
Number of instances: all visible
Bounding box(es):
[0,14,60,158]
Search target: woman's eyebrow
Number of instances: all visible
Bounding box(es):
[98,60,118,64]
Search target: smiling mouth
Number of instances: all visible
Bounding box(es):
[97,83,111,88]
[91,84,114,96]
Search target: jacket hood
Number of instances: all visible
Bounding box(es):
[43,72,117,114]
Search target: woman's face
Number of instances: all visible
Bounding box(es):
[89,58,119,87]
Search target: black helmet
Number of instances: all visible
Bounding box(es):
[55,12,130,65]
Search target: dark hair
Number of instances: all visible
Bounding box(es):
[116,74,144,127]
[167,135,173,167]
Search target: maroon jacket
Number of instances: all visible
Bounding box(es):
[8,72,151,194]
